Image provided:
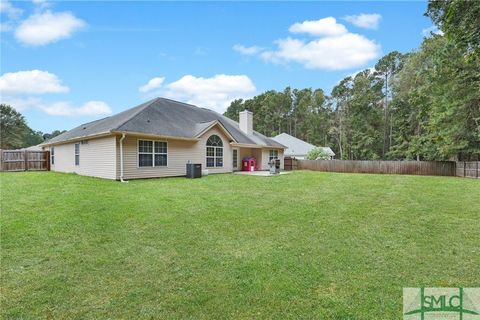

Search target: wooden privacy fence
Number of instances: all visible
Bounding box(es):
[0,150,50,172]
[456,161,480,179]
[284,157,298,171]
[297,159,456,176]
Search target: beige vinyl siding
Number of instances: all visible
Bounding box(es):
[238,148,253,166]
[236,147,284,170]
[238,147,262,170]
[252,148,263,169]
[50,136,117,179]
[117,126,233,179]
[260,148,284,170]
[48,127,284,180]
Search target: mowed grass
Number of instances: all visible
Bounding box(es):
[1,171,479,319]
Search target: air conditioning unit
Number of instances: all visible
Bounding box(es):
[186,163,202,178]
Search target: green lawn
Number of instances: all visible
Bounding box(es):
[1,171,479,319]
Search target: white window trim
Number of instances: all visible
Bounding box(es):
[137,139,168,168]
[206,146,223,168]
[74,143,80,166]
[269,149,279,162]
[206,135,223,168]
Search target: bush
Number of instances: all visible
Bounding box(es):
[307,147,331,160]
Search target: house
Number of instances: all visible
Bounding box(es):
[271,133,335,160]
[17,145,43,151]
[2,144,43,152]
[40,97,286,180]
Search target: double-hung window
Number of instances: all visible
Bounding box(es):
[154,141,167,166]
[269,150,278,162]
[74,143,80,166]
[138,140,168,167]
[206,135,223,168]
[51,147,55,165]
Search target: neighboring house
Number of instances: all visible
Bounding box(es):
[40,97,286,180]
[23,145,43,151]
[13,145,43,151]
[271,133,335,160]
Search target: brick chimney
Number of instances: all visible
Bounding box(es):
[239,110,253,135]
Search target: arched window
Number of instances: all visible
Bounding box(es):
[206,135,223,168]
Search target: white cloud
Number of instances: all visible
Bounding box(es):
[15,10,86,46]
[0,70,69,95]
[1,96,112,117]
[234,16,381,71]
[261,33,380,70]
[0,69,111,117]
[289,17,347,37]
[32,0,52,10]
[0,0,22,33]
[39,100,112,116]
[0,0,23,19]
[344,14,382,30]
[139,77,165,93]
[161,74,256,113]
[233,44,265,55]
[0,96,42,112]
[422,26,444,37]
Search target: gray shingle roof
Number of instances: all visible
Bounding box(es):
[44,97,284,148]
[271,133,335,157]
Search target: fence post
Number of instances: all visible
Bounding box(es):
[24,150,28,171]
[46,150,50,171]
[477,161,479,179]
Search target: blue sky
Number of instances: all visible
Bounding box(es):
[1,1,435,133]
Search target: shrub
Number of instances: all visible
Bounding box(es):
[307,147,331,160]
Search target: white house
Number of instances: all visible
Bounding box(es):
[271,133,334,160]
[41,97,286,180]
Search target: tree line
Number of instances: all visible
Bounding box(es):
[224,1,479,161]
[0,104,66,150]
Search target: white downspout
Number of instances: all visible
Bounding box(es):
[119,133,128,183]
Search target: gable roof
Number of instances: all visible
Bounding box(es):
[271,133,335,157]
[42,97,284,148]
[193,120,235,141]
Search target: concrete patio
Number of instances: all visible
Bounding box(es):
[233,170,291,176]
